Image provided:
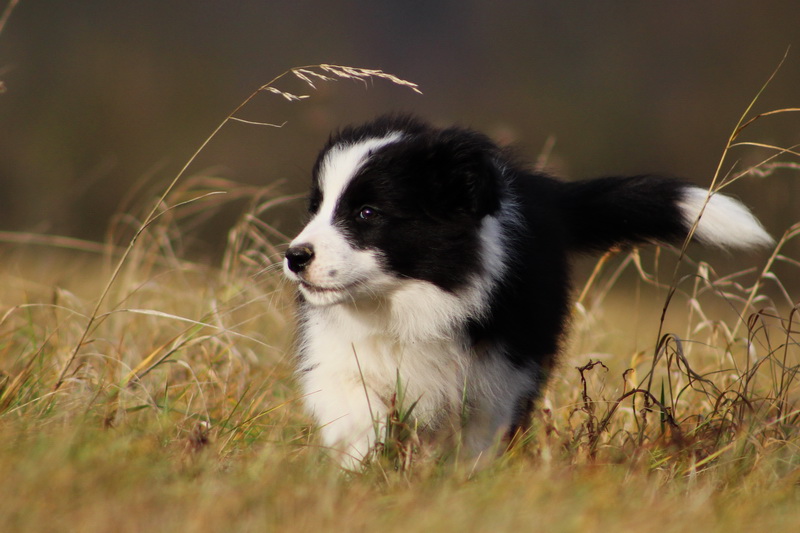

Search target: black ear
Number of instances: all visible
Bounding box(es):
[433,129,502,217]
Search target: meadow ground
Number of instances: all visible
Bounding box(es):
[0,180,798,532]
[1,65,798,532]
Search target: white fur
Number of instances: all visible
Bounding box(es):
[297,299,539,468]
[679,187,773,250]
[297,297,472,468]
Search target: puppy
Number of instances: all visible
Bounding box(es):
[283,114,771,467]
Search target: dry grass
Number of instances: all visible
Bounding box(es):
[0,64,798,531]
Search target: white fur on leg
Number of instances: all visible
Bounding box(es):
[303,371,386,470]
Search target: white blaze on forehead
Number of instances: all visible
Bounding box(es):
[317,133,403,218]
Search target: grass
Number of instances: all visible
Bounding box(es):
[0,64,798,531]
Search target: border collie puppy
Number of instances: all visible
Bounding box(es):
[283,114,772,468]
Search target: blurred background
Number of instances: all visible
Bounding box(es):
[0,1,798,258]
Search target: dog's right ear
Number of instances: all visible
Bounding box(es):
[432,130,502,218]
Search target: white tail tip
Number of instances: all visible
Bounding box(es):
[678,187,774,250]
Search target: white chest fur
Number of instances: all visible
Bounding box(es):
[296,281,475,464]
[295,276,537,468]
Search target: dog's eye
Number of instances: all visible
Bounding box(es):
[308,197,321,213]
[357,206,379,221]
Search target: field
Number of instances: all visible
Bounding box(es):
[1,66,799,532]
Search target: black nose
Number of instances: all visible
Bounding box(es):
[285,244,315,273]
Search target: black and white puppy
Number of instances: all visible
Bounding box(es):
[283,114,771,467]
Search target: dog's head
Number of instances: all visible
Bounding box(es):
[283,115,503,307]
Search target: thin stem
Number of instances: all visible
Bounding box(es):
[0,0,20,37]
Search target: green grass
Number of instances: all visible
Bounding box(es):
[1,64,798,531]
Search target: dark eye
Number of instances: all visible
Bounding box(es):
[308,196,321,214]
[357,206,379,221]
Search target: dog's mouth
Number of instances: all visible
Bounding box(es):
[298,280,353,293]
[296,279,365,305]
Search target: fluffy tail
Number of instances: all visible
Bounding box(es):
[559,175,773,253]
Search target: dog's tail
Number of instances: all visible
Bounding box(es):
[559,175,773,253]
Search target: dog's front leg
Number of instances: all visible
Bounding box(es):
[302,366,388,470]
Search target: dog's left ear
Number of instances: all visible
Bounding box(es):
[435,131,502,217]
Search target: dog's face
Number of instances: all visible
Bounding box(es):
[283,118,502,307]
